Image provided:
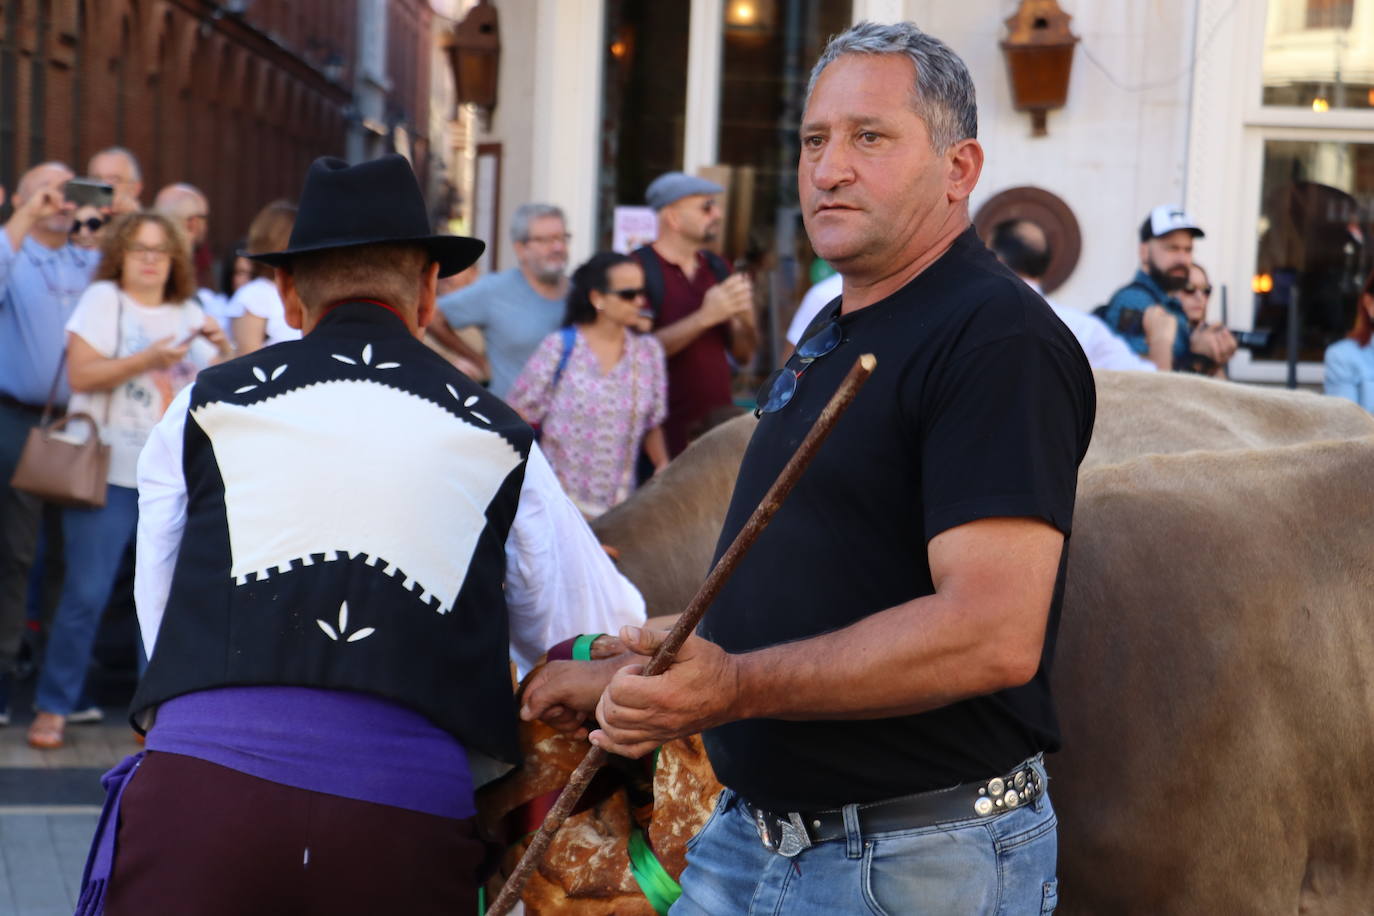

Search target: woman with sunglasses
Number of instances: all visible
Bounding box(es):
[508,251,668,517]
[1324,266,1374,412]
[69,206,106,250]
[1176,263,1235,376]
[27,212,232,750]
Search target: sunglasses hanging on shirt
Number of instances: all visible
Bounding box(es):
[754,319,843,415]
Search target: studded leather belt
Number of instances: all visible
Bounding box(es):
[746,760,1045,857]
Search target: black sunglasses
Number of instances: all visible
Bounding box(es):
[605,287,647,301]
[72,217,105,233]
[754,319,842,415]
[1183,284,1213,297]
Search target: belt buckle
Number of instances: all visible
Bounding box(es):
[753,808,812,857]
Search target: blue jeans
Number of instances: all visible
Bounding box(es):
[671,758,1058,916]
[34,485,139,715]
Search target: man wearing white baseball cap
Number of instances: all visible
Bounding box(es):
[1101,205,1236,372]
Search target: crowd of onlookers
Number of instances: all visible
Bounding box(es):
[2,148,1372,751]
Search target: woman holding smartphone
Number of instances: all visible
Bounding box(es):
[27,212,232,750]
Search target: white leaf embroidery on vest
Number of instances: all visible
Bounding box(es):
[317,601,374,643]
[235,364,288,395]
[194,378,521,614]
[447,384,492,425]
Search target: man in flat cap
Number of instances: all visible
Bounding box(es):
[633,172,756,457]
[76,154,644,915]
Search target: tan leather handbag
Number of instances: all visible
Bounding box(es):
[10,299,120,510]
[10,410,110,509]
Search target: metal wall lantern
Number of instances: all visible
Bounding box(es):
[445,0,501,123]
[1000,0,1079,137]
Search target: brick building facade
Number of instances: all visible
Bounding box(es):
[0,0,434,264]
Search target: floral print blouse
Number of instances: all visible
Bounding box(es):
[508,327,667,515]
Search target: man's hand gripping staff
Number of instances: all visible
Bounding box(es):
[488,352,876,916]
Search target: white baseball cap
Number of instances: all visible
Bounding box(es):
[1140,204,1205,241]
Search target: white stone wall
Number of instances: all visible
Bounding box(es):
[892,1,1201,313]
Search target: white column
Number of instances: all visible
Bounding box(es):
[530,0,605,268]
[683,0,724,175]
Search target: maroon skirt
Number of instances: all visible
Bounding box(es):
[104,751,488,916]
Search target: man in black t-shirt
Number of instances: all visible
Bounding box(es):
[523,21,1094,914]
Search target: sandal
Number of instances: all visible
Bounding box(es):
[27,712,66,750]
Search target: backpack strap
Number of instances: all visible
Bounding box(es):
[702,250,731,284]
[551,325,576,391]
[631,246,666,324]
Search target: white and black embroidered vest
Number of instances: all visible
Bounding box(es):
[132,302,534,765]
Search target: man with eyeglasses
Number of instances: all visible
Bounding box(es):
[0,162,100,725]
[435,202,570,398]
[635,172,757,457]
[523,21,1094,914]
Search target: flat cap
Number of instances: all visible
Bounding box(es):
[645,172,724,211]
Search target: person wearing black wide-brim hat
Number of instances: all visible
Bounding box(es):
[74,155,647,915]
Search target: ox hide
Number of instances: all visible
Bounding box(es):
[524,371,1374,912]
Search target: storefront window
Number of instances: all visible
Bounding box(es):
[1262,0,1373,110]
[1253,139,1374,363]
[596,1,690,249]
[716,0,851,372]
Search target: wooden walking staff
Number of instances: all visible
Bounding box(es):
[487,353,877,916]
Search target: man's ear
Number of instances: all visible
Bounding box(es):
[414,262,440,340]
[277,268,307,332]
[945,139,984,204]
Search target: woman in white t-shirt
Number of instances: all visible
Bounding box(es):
[27,212,233,750]
[231,199,298,354]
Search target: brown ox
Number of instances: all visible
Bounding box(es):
[485,372,1374,912]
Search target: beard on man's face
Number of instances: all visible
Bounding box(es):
[1147,254,1190,293]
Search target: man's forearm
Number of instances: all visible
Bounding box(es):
[654,310,710,357]
[728,591,1045,723]
[3,211,34,253]
[728,314,758,364]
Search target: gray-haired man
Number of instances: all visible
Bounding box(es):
[435,203,569,398]
[522,20,1093,913]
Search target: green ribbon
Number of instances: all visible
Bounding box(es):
[628,827,683,915]
[571,633,604,662]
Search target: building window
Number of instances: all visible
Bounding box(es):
[596,0,690,248]
[1253,138,1374,363]
[714,0,851,371]
[1262,0,1372,110]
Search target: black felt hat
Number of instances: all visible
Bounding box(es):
[244,154,483,278]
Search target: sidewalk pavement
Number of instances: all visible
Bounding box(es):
[0,700,138,916]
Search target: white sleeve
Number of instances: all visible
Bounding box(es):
[1083,314,1157,372]
[134,383,193,657]
[787,275,842,345]
[504,444,646,678]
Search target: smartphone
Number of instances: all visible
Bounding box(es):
[63,178,114,209]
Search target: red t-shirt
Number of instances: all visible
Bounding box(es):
[650,249,733,456]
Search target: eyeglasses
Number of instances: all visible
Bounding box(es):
[524,233,571,246]
[754,319,842,415]
[606,287,646,301]
[71,217,105,234]
[127,244,173,259]
[1183,284,1213,297]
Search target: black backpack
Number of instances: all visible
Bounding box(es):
[631,245,731,325]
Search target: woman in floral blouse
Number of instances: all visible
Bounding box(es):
[509,252,668,516]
